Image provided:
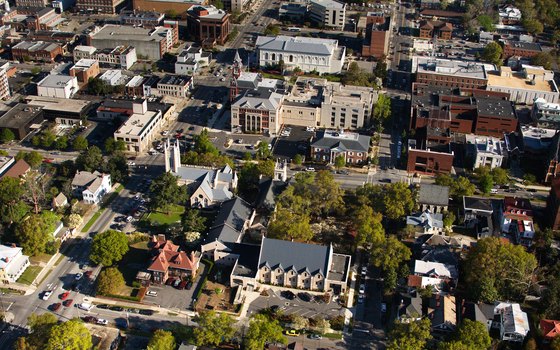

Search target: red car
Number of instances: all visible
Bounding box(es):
[51,303,61,312]
[60,291,70,300]
[63,299,73,307]
[84,271,93,279]
[166,278,175,285]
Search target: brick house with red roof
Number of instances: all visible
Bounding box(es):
[148,235,200,284]
[540,319,560,341]
[419,20,453,40]
[500,197,535,246]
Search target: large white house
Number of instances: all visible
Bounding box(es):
[0,244,30,284]
[256,36,346,74]
[71,171,112,204]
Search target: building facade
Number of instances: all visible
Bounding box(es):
[186,5,230,47]
[311,129,370,165]
[361,15,390,59]
[0,244,30,284]
[120,10,164,27]
[11,41,62,62]
[156,75,193,98]
[231,88,283,135]
[73,45,137,70]
[465,134,506,169]
[71,170,112,204]
[414,57,490,89]
[419,20,452,40]
[0,104,44,140]
[308,0,346,30]
[69,59,100,84]
[532,98,560,129]
[503,41,542,58]
[113,100,166,153]
[407,140,454,175]
[0,61,10,100]
[75,0,125,14]
[37,74,79,99]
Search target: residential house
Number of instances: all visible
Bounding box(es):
[398,296,423,322]
[418,184,449,213]
[256,237,351,294]
[71,171,112,205]
[500,197,534,245]
[419,20,452,40]
[461,301,495,330]
[0,244,30,284]
[499,5,522,24]
[200,197,255,258]
[147,235,200,284]
[175,45,211,75]
[164,139,237,208]
[427,294,457,335]
[406,210,444,235]
[540,319,560,342]
[0,159,30,180]
[493,302,529,342]
[52,193,68,209]
[463,196,499,239]
[310,129,370,165]
[413,260,458,286]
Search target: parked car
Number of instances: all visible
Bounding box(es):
[96,319,109,325]
[139,309,154,316]
[186,281,193,290]
[179,280,188,290]
[42,291,53,300]
[361,266,368,277]
[110,306,124,312]
[298,292,312,302]
[359,284,366,294]
[146,290,158,297]
[285,329,300,336]
[63,299,74,307]
[75,273,83,281]
[381,303,387,313]
[358,294,365,304]
[51,303,62,312]
[173,279,181,288]
[308,334,322,340]
[96,304,110,309]
[60,291,70,300]
[305,167,316,172]
[281,290,296,300]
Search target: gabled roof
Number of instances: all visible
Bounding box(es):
[311,130,370,153]
[406,210,443,229]
[205,197,253,243]
[414,260,457,280]
[148,250,197,272]
[463,196,493,212]
[53,192,68,207]
[1,159,30,179]
[256,35,337,56]
[540,319,560,340]
[418,184,449,207]
[427,294,457,330]
[258,237,331,276]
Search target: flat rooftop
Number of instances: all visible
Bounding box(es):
[310,0,345,9]
[0,104,42,129]
[91,24,171,42]
[477,98,516,119]
[126,75,145,87]
[416,57,488,79]
[25,96,91,113]
[487,72,556,92]
[506,41,542,52]
[115,110,159,137]
[38,74,75,88]
[159,75,191,86]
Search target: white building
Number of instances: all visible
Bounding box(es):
[0,61,11,100]
[465,134,506,169]
[0,244,29,284]
[73,45,137,70]
[498,5,522,24]
[487,65,560,105]
[256,35,346,74]
[309,0,346,30]
[493,302,529,342]
[156,75,193,98]
[99,69,123,86]
[37,74,78,99]
[113,99,164,153]
[175,45,210,75]
[71,171,112,205]
[531,97,560,129]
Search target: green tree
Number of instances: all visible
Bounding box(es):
[481,41,503,66]
[353,204,385,247]
[334,155,346,169]
[105,153,129,184]
[76,146,103,172]
[0,177,29,224]
[373,94,391,122]
[382,182,415,220]
[264,24,280,36]
[491,167,509,185]
[293,154,303,165]
[104,138,126,154]
[531,52,554,70]
[311,170,344,217]
[21,313,58,349]
[54,136,68,150]
[478,173,494,195]
[72,136,88,151]
[443,211,456,228]
[256,141,271,159]
[439,319,491,350]
[24,151,43,168]
[476,14,495,31]
[147,329,176,350]
[64,213,82,229]
[0,128,15,143]
[268,205,314,242]
[343,62,376,87]
[370,236,411,291]
[522,18,544,34]
[464,237,537,302]
[96,267,125,295]
[194,311,236,347]
[149,172,183,214]
[212,0,224,9]
[551,337,560,350]
[40,131,56,148]
[436,174,476,200]
[244,314,287,350]
[181,208,207,232]
[387,318,432,350]
[15,213,57,256]
[257,159,275,178]
[90,230,129,266]
[45,319,92,350]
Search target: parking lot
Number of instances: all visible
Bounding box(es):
[272,125,315,161]
[247,288,346,320]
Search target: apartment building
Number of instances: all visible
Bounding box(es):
[14,0,47,7]
[186,5,230,48]
[88,24,178,60]
[113,99,165,153]
[419,20,452,40]
[407,139,454,175]
[414,57,490,89]
[11,41,62,62]
[69,58,100,84]
[76,0,126,14]
[320,81,376,129]
[0,245,30,284]
[503,41,542,58]
[256,35,346,74]
[73,45,137,70]
[308,0,346,30]
[157,75,193,98]
[361,14,390,59]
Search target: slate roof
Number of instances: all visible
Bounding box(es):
[406,210,443,230]
[311,130,370,152]
[463,196,493,212]
[233,88,283,111]
[176,165,234,203]
[256,36,337,56]
[258,237,331,276]
[71,170,109,194]
[418,184,449,207]
[462,302,495,326]
[228,243,261,277]
[256,178,287,210]
[414,260,457,280]
[205,197,253,243]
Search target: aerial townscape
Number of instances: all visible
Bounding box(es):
[2,0,560,348]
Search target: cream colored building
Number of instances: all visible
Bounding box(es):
[487,65,560,104]
[113,99,165,153]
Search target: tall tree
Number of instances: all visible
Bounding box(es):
[75,146,103,172]
[96,267,125,295]
[268,205,314,242]
[90,230,129,266]
[370,236,411,291]
[382,182,415,220]
[490,167,509,185]
[23,151,43,168]
[194,311,236,347]
[373,94,391,122]
[45,319,92,350]
[104,138,126,154]
[478,173,494,195]
[334,155,346,169]
[244,314,287,350]
[387,318,432,350]
[256,141,271,159]
[149,172,184,213]
[181,208,207,233]
[22,170,50,214]
[147,329,176,350]
[105,153,129,184]
[353,204,385,247]
[15,213,58,256]
[72,136,88,151]
[311,170,344,217]
[464,237,537,302]
[54,136,68,150]
[19,313,58,349]
[480,41,503,66]
[438,319,491,350]
[0,177,29,224]
[0,128,15,143]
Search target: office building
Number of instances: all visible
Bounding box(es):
[113,99,165,153]
[0,104,43,139]
[503,41,542,58]
[120,10,164,27]
[231,88,284,135]
[24,96,92,126]
[414,57,491,89]
[11,41,62,62]
[465,134,506,169]
[157,75,193,98]
[308,0,346,30]
[407,139,454,175]
[75,0,126,14]
[99,69,123,86]
[486,65,560,104]
[186,5,230,48]
[37,74,79,99]
[310,129,370,165]
[361,14,390,59]
[419,20,452,40]
[132,0,204,14]
[73,45,137,70]
[69,59,100,84]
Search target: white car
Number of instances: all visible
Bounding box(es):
[162,130,169,136]
[361,266,367,277]
[127,161,136,166]
[96,318,109,325]
[75,273,83,281]
[305,167,315,172]
[381,303,387,313]
[358,294,365,304]
[126,216,133,222]
[42,291,53,300]
[359,284,365,294]
[146,290,158,297]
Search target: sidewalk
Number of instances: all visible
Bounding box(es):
[82,295,196,319]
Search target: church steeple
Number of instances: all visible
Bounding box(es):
[230,50,244,101]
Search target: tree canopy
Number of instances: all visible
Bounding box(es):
[90,230,129,266]
[244,314,287,350]
[15,212,58,256]
[0,128,15,143]
[75,146,103,172]
[438,319,491,350]
[147,330,176,350]
[354,182,415,220]
[96,267,125,295]
[370,235,411,291]
[149,172,185,213]
[353,204,384,247]
[480,41,503,66]
[387,318,432,350]
[181,208,207,233]
[0,176,29,224]
[182,129,232,168]
[373,94,392,123]
[463,237,537,302]
[194,311,236,346]
[45,319,92,350]
[435,174,476,200]
[72,136,88,151]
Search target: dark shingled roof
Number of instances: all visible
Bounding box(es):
[204,197,253,244]
[418,184,449,207]
[258,237,331,276]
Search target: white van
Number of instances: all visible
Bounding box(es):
[146,290,158,297]
[78,303,93,311]
[491,188,498,194]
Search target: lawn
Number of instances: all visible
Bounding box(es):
[29,253,53,265]
[146,204,185,225]
[17,266,42,285]
[82,209,104,232]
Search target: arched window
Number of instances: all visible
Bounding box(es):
[265,53,269,60]
[289,55,293,62]
[272,53,276,61]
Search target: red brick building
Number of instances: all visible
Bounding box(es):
[147,235,200,284]
[547,178,560,230]
[474,98,518,137]
[407,142,454,175]
[419,20,453,40]
[76,0,126,14]
[415,58,488,89]
[503,41,542,58]
[361,15,390,59]
[186,5,230,48]
[11,41,62,62]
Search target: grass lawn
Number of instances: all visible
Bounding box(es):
[82,209,104,232]
[29,253,53,265]
[147,204,185,225]
[17,266,42,285]
[115,184,124,192]
[323,332,343,339]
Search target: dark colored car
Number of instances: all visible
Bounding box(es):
[83,316,97,323]
[298,292,312,302]
[96,304,110,309]
[139,309,154,316]
[179,280,187,290]
[186,281,193,290]
[110,306,124,312]
[63,299,74,307]
[51,303,62,312]
[281,290,296,300]
[84,270,93,279]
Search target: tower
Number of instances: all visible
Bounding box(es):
[164,138,181,173]
[274,160,287,182]
[230,50,244,102]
